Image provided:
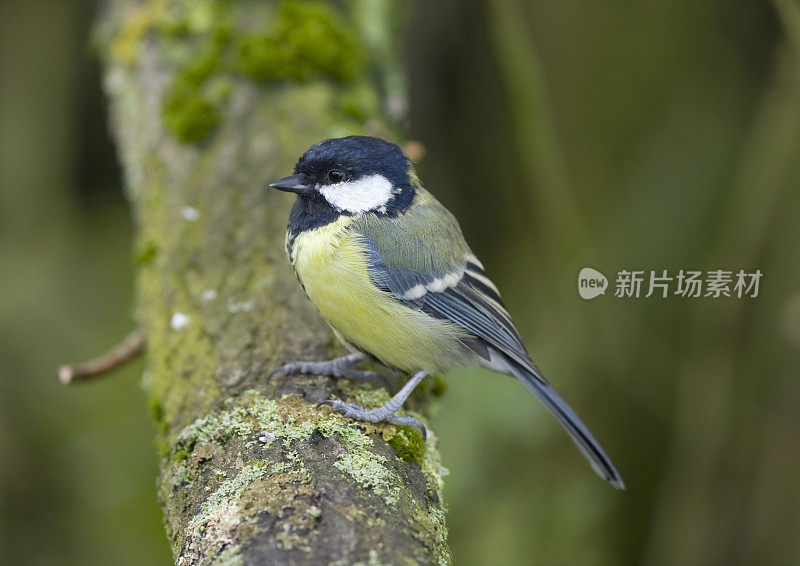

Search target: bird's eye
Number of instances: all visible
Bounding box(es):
[327,169,345,183]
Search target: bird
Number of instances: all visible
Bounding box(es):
[269,135,624,489]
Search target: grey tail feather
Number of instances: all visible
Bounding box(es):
[508,358,625,490]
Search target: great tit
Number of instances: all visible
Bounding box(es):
[270,136,624,489]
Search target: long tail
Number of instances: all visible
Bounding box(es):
[505,356,625,489]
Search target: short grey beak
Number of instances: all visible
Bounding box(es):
[269,174,312,194]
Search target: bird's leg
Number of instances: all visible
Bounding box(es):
[270,352,390,388]
[320,371,428,436]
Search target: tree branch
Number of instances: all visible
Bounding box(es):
[58,328,146,384]
[98,1,450,563]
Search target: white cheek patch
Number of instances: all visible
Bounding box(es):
[318,174,394,213]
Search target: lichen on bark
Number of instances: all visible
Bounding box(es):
[98,0,451,564]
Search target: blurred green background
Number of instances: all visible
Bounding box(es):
[2,0,799,564]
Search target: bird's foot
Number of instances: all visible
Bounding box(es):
[318,370,429,438]
[319,399,426,437]
[270,353,390,389]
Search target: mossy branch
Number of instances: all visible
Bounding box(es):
[99,1,450,564]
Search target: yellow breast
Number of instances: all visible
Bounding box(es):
[289,218,468,374]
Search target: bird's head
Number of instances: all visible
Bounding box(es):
[270,136,415,215]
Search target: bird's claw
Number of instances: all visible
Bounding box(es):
[386,415,427,439]
[270,358,392,389]
[269,360,325,378]
[318,399,427,439]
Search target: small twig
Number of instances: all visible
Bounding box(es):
[58,328,146,385]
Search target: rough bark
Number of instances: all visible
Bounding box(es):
[98,1,450,564]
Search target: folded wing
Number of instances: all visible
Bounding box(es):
[352,191,625,488]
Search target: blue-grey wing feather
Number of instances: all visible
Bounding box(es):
[360,234,535,372]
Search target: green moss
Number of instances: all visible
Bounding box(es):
[183,50,220,83]
[109,0,227,64]
[153,0,230,38]
[388,425,426,464]
[407,374,448,406]
[149,397,164,423]
[156,8,190,37]
[337,84,380,121]
[154,0,366,143]
[155,4,230,143]
[431,375,448,397]
[213,24,233,46]
[173,449,190,463]
[110,0,372,143]
[110,4,155,65]
[148,396,171,457]
[135,240,158,266]
[238,1,364,83]
[239,35,294,81]
[156,439,170,459]
[163,73,220,143]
